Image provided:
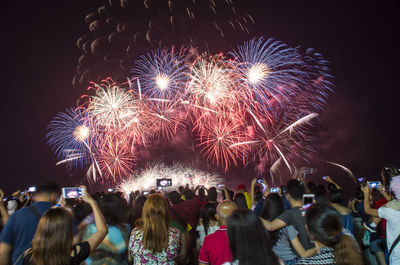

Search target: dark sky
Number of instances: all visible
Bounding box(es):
[1,1,399,194]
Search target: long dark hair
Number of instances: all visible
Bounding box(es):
[203,203,217,235]
[306,204,362,265]
[227,209,280,265]
[260,193,284,245]
[233,193,248,209]
[30,207,73,265]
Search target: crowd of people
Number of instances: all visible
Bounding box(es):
[0,166,399,265]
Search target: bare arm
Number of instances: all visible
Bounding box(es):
[260,217,286,231]
[80,186,108,253]
[325,176,342,190]
[222,186,230,200]
[250,178,257,206]
[0,190,8,226]
[361,185,379,217]
[0,242,12,265]
[290,236,317,257]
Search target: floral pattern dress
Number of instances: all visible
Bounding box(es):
[129,227,181,264]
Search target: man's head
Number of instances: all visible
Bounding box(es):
[183,188,194,200]
[168,191,181,205]
[285,179,305,204]
[216,200,237,226]
[35,181,60,203]
[207,187,217,202]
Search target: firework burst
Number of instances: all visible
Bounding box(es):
[47,37,333,184]
[46,107,94,168]
[118,162,223,194]
[131,47,189,99]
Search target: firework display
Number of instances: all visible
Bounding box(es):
[47,37,332,183]
[119,163,223,193]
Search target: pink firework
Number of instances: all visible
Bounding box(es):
[97,134,135,182]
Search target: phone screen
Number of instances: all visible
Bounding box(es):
[62,187,83,199]
[28,186,36,192]
[358,177,365,182]
[256,178,264,184]
[368,181,381,189]
[216,184,224,190]
[157,178,172,187]
[302,194,315,213]
[270,187,279,193]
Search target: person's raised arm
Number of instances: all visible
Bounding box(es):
[0,189,8,226]
[222,186,230,200]
[325,176,342,190]
[80,186,108,253]
[361,185,379,217]
[250,178,257,206]
[290,236,317,257]
[379,186,392,201]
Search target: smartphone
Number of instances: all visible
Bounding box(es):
[358,177,365,182]
[28,186,36,192]
[107,188,114,192]
[322,176,328,181]
[270,187,279,193]
[303,168,317,174]
[62,187,83,199]
[216,184,225,190]
[143,191,149,196]
[302,194,315,214]
[368,181,381,189]
[184,173,194,178]
[256,177,264,184]
[156,178,172,188]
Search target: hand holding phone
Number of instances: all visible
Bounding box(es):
[302,194,315,215]
[270,187,279,193]
[368,181,381,189]
[256,177,264,184]
[216,184,225,190]
[62,187,84,199]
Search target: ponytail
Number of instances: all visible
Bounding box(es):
[334,233,363,265]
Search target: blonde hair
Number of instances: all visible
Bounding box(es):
[30,207,73,265]
[141,194,170,253]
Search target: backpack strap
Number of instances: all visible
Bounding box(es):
[389,233,400,257]
[29,206,41,220]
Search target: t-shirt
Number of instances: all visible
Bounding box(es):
[0,201,54,265]
[22,241,91,265]
[196,224,220,247]
[82,224,129,265]
[272,225,298,261]
[296,247,335,265]
[378,207,400,265]
[375,198,387,238]
[198,226,232,265]
[277,206,314,251]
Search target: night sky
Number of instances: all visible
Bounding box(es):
[1,1,399,195]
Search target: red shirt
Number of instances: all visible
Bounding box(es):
[198,226,232,265]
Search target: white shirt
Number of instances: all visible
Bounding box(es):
[378,207,400,265]
[196,224,219,247]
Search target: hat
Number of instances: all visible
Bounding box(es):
[237,184,246,191]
